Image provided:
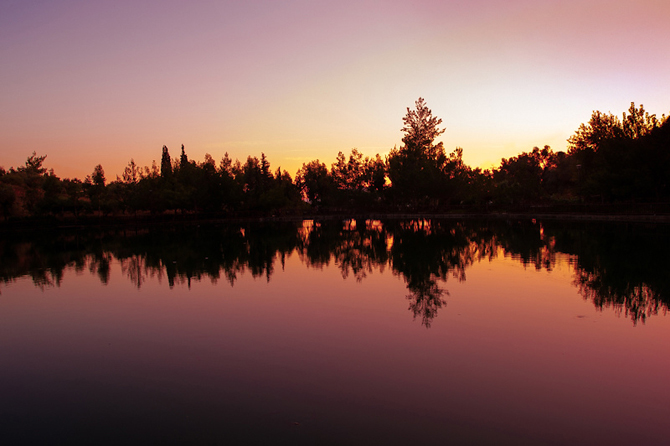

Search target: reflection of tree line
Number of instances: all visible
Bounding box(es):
[1,220,668,326]
[495,220,670,324]
[552,223,670,324]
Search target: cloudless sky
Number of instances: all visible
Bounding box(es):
[2,0,669,179]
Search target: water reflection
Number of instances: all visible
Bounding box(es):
[1,219,668,326]
[553,222,670,324]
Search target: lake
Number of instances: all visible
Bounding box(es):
[1,218,669,445]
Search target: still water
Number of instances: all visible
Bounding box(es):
[1,219,669,445]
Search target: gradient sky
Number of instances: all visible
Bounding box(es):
[2,0,669,180]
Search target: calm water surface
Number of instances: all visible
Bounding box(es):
[1,219,669,445]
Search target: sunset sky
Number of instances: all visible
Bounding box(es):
[2,0,669,180]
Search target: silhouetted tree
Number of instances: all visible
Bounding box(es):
[296,160,332,205]
[86,164,107,213]
[11,153,50,215]
[331,149,368,191]
[567,103,668,201]
[179,144,188,169]
[387,98,458,209]
[161,145,172,178]
[493,147,545,205]
[367,154,387,194]
[23,152,48,176]
[38,171,65,215]
[122,159,140,184]
[62,178,84,216]
[218,153,243,212]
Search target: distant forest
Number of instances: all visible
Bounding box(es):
[1,99,669,220]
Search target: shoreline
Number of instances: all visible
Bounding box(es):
[2,211,670,232]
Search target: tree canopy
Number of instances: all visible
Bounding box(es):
[1,99,669,220]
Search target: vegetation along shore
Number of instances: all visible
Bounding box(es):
[1,99,669,224]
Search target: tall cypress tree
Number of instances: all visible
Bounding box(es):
[180,144,188,169]
[161,145,172,178]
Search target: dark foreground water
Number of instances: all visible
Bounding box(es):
[1,219,669,445]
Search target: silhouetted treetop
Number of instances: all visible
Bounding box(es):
[22,152,48,176]
[401,97,445,149]
[568,102,666,154]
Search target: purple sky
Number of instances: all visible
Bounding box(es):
[2,0,669,179]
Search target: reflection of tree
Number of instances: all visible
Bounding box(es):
[0,234,89,290]
[301,219,389,282]
[490,219,556,270]
[552,222,670,325]
[88,250,111,285]
[406,278,446,328]
[298,220,339,269]
[2,219,668,326]
[498,220,670,325]
[574,272,663,324]
[120,255,148,289]
[113,223,300,288]
[386,220,494,327]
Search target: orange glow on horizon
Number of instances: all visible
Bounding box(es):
[1,1,669,180]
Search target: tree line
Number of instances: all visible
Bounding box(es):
[1,99,669,219]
